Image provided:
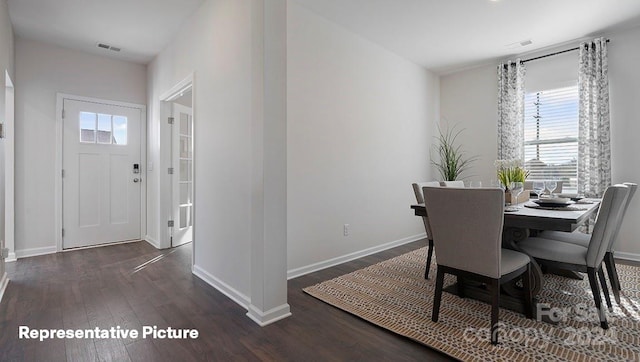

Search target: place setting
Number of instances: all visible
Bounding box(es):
[524,181,592,211]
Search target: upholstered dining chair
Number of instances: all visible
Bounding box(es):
[423,187,533,345]
[517,184,630,329]
[412,181,441,279]
[440,180,465,187]
[539,182,637,304]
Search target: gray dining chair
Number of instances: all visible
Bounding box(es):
[412,181,441,279]
[440,180,465,187]
[539,182,637,304]
[517,184,629,329]
[423,187,533,345]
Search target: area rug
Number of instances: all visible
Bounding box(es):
[303,248,640,361]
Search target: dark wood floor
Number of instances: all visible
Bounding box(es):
[0,240,453,361]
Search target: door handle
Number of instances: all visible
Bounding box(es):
[133,178,141,183]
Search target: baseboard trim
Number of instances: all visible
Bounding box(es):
[192,264,251,310]
[614,251,640,263]
[246,303,292,326]
[287,233,427,280]
[15,246,57,259]
[144,236,161,249]
[6,252,17,263]
[0,272,9,304]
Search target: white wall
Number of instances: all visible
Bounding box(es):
[287,3,439,275]
[440,25,640,259]
[525,50,578,93]
[608,25,640,260]
[0,0,14,286]
[440,64,498,184]
[14,38,146,257]
[147,0,257,307]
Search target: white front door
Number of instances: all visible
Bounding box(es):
[171,103,193,247]
[62,98,142,249]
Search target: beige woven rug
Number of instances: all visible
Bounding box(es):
[303,248,640,361]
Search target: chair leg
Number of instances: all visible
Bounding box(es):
[597,267,613,312]
[425,239,434,279]
[457,277,466,299]
[490,279,500,345]
[587,267,608,329]
[521,263,533,319]
[605,252,621,304]
[432,267,445,323]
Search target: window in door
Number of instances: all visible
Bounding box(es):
[79,112,128,145]
[523,85,579,192]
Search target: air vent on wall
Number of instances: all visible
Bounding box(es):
[97,43,121,52]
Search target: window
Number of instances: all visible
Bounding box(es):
[79,112,97,143]
[523,85,578,192]
[79,112,128,145]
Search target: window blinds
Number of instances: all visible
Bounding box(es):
[524,85,579,192]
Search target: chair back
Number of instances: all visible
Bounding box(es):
[422,187,505,278]
[608,182,637,252]
[412,182,441,238]
[440,180,465,187]
[586,184,630,268]
[412,181,441,204]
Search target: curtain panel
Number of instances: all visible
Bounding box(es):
[578,38,611,198]
[497,61,526,162]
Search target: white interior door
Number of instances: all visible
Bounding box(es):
[172,103,193,247]
[62,98,142,249]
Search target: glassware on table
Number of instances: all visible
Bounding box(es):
[532,181,545,199]
[469,181,482,188]
[510,181,524,209]
[490,179,505,191]
[545,180,558,197]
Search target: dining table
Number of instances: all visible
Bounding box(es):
[410,198,601,316]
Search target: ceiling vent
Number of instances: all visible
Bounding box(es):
[505,39,533,49]
[520,40,533,47]
[97,43,121,52]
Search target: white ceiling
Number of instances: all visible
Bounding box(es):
[293,0,640,73]
[7,0,640,71]
[7,0,205,64]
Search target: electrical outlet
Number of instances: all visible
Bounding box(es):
[343,224,350,236]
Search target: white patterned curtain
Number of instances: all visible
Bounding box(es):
[497,61,526,161]
[578,38,611,198]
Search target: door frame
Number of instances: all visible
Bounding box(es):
[55,93,147,252]
[159,74,195,259]
[4,70,15,261]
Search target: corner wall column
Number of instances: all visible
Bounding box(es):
[247,0,290,325]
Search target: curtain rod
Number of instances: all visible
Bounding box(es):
[520,39,610,64]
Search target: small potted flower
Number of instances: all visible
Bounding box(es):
[495,159,530,204]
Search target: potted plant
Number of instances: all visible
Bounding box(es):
[495,159,530,204]
[431,124,477,181]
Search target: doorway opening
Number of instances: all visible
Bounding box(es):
[160,77,195,251]
[170,89,193,247]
